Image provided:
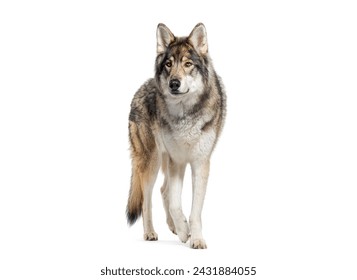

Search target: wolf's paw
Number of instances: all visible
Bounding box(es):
[177,231,190,243]
[144,232,158,241]
[190,238,207,249]
[176,221,190,243]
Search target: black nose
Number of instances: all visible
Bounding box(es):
[169,79,181,91]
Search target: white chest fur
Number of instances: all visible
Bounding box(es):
[159,117,216,164]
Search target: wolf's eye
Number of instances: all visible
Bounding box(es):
[165,61,172,67]
[184,62,193,67]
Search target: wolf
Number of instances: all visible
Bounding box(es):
[126,23,226,249]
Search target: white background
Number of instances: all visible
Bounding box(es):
[1,1,356,279]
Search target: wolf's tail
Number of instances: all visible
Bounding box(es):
[126,170,143,225]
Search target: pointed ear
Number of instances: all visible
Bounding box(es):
[188,23,208,55]
[156,23,175,54]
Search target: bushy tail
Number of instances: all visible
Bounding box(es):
[126,171,143,225]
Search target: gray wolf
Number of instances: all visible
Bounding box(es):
[126,23,226,249]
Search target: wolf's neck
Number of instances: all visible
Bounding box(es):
[165,91,202,119]
[167,101,185,118]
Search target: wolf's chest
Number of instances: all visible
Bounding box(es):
[171,118,201,142]
[159,119,215,163]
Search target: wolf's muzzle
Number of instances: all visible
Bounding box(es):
[169,79,181,93]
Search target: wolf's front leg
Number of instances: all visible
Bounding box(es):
[168,161,190,243]
[189,160,210,249]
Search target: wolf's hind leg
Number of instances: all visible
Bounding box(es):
[142,152,160,241]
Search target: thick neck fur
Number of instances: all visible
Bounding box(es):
[165,88,203,118]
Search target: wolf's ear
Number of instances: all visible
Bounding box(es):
[157,23,175,54]
[188,23,208,55]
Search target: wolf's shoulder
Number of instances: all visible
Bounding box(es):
[129,79,159,123]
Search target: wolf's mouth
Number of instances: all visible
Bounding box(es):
[170,89,189,95]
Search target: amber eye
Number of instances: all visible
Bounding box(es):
[184,62,193,67]
[165,61,172,67]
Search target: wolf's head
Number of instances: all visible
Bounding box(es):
[155,23,211,99]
